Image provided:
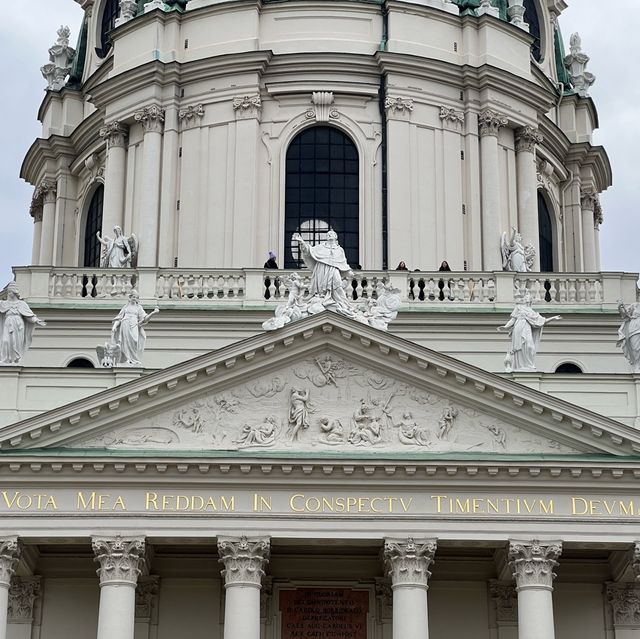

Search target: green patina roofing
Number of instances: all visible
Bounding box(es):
[66,15,88,89]
[451,0,507,19]
[554,22,573,92]
[136,0,187,12]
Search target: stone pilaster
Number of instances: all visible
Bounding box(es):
[93,536,147,639]
[36,180,57,266]
[99,121,129,235]
[509,540,561,639]
[384,538,437,639]
[8,576,41,623]
[218,536,270,639]
[580,189,598,272]
[606,583,640,631]
[0,538,22,639]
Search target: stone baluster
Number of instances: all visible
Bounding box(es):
[92,536,147,639]
[580,190,598,272]
[0,538,22,639]
[606,582,640,638]
[99,122,129,237]
[478,110,508,271]
[218,536,270,639]
[383,537,437,639]
[37,180,57,266]
[8,576,41,637]
[509,540,562,639]
[134,106,165,266]
[515,127,543,271]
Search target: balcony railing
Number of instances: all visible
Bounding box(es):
[12,266,639,310]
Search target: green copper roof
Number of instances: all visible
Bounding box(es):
[66,15,88,89]
[555,22,573,92]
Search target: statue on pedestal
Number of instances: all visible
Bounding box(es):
[616,300,640,373]
[97,226,138,268]
[109,291,159,366]
[501,228,534,273]
[498,291,561,371]
[0,283,46,366]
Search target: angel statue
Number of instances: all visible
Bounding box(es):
[501,228,532,273]
[0,282,47,365]
[110,290,159,366]
[97,226,138,268]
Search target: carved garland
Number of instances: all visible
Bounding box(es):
[383,537,437,588]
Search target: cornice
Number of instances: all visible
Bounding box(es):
[560,91,600,131]
[564,143,613,191]
[36,87,83,125]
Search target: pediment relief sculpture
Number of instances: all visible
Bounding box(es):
[70,354,579,454]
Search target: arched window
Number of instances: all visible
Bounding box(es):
[524,0,542,62]
[67,357,96,369]
[84,185,104,267]
[555,363,583,374]
[538,191,554,272]
[97,0,120,58]
[284,126,359,269]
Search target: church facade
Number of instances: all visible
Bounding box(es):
[1,0,639,638]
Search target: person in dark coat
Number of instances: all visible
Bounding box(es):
[264,251,279,269]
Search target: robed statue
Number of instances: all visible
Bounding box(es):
[97,226,138,268]
[616,299,640,372]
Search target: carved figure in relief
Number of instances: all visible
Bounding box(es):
[288,388,314,440]
[114,428,178,446]
[111,291,159,366]
[261,273,306,330]
[498,291,561,371]
[318,417,345,445]
[616,299,640,373]
[355,282,402,331]
[501,228,532,273]
[0,282,46,365]
[97,226,138,268]
[486,424,507,448]
[96,340,121,368]
[173,407,203,434]
[437,406,459,440]
[247,376,286,398]
[348,399,383,446]
[235,416,278,447]
[390,412,431,446]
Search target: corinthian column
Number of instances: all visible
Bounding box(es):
[134,105,165,266]
[509,540,562,639]
[515,126,543,271]
[0,538,22,639]
[580,190,598,272]
[218,536,270,639]
[606,583,640,638]
[479,110,508,271]
[93,536,146,639]
[99,121,129,236]
[383,537,437,639]
[37,180,57,265]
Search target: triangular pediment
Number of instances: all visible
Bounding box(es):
[1,312,638,457]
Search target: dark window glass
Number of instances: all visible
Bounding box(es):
[524,0,542,62]
[84,185,104,267]
[538,192,554,272]
[98,0,120,57]
[67,358,95,368]
[555,363,583,374]
[284,126,359,269]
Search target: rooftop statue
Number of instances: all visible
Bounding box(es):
[97,226,138,268]
[109,291,159,366]
[0,282,46,366]
[616,299,640,373]
[564,32,596,98]
[498,291,561,372]
[501,228,534,273]
[41,25,75,91]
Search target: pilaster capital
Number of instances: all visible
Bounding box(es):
[30,204,43,223]
[232,95,262,120]
[439,106,464,130]
[478,109,508,137]
[489,581,518,623]
[633,543,640,582]
[515,126,543,153]
[580,189,599,212]
[135,575,159,620]
[217,535,270,588]
[383,537,437,589]
[8,576,41,622]
[0,537,21,587]
[374,577,393,620]
[606,583,640,628]
[508,540,561,590]
[384,96,414,121]
[99,121,129,148]
[92,536,146,586]
[134,105,165,134]
[35,180,57,204]
[178,104,205,129]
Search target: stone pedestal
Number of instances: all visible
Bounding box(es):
[93,536,147,639]
[383,537,437,639]
[0,538,22,639]
[37,181,57,266]
[218,536,270,639]
[509,540,562,639]
[479,110,508,271]
[99,122,129,236]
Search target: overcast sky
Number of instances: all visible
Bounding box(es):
[0,1,638,284]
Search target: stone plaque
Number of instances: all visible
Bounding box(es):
[280,588,369,639]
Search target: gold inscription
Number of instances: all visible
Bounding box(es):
[571,497,639,516]
[2,491,58,510]
[289,494,413,514]
[430,495,555,515]
[144,492,235,512]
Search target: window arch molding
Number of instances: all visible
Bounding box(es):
[272,110,378,270]
[78,182,105,267]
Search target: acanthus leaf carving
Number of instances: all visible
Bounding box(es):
[178,104,205,129]
[478,109,508,137]
[489,581,518,624]
[385,97,414,120]
[92,536,147,586]
[515,126,543,153]
[135,575,159,620]
[383,537,437,588]
[99,121,128,148]
[217,536,270,587]
[134,105,165,134]
[232,95,262,120]
[439,106,464,130]
[508,540,562,590]
[606,583,640,627]
[8,576,41,622]
[0,537,21,586]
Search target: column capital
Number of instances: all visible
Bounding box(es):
[478,109,508,137]
[0,538,21,587]
[99,121,129,148]
[35,179,57,204]
[439,106,465,131]
[384,96,414,121]
[383,537,437,589]
[606,583,640,628]
[178,104,205,129]
[508,540,561,590]
[92,536,146,586]
[8,576,41,623]
[232,95,262,120]
[488,581,518,624]
[218,536,270,588]
[580,188,599,211]
[135,575,159,621]
[134,105,165,134]
[515,126,543,153]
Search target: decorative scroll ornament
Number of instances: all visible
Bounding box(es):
[232,95,262,120]
[217,536,270,587]
[135,575,159,620]
[8,576,41,622]
[507,0,529,32]
[41,26,75,91]
[606,583,640,627]
[489,581,518,623]
[439,106,464,130]
[99,121,128,148]
[515,126,543,153]
[116,0,138,26]
[508,540,562,590]
[92,536,147,586]
[384,97,414,119]
[178,104,205,129]
[383,537,437,588]
[0,538,21,586]
[478,109,508,137]
[308,92,339,122]
[564,33,596,98]
[134,105,165,133]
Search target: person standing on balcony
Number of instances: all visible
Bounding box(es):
[264,251,279,269]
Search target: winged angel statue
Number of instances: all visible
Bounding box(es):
[501,228,535,273]
[97,226,138,268]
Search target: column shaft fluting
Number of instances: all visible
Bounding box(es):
[99,122,128,235]
[218,536,270,639]
[0,538,21,639]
